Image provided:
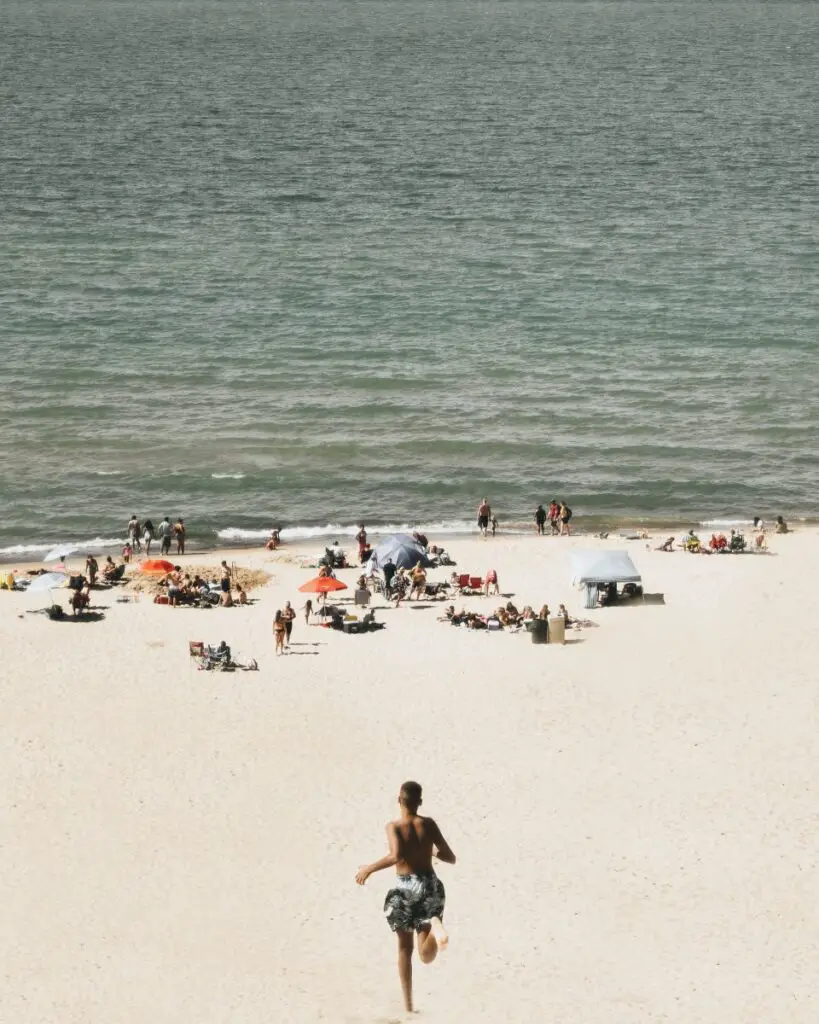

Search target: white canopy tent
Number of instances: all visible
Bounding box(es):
[570,550,642,608]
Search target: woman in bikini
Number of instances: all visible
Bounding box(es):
[273,610,286,654]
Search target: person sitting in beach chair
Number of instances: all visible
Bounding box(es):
[71,586,90,617]
[330,542,347,569]
[684,531,701,553]
[729,530,747,553]
[206,641,233,668]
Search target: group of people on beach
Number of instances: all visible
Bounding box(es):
[534,500,573,536]
[656,516,789,554]
[440,600,573,632]
[477,497,574,536]
[126,514,186,558]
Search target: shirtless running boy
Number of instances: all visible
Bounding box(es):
[355,781,456,1014]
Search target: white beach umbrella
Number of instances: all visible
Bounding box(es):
[44,545,75,563]
[28,572,69,593]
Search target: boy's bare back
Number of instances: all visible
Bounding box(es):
[388,814,454,875]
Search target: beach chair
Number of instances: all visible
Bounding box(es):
[457,574,470,592]
[469,576,483,592]
[189,641,207,670]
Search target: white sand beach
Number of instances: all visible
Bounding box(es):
[2,530,817,1023]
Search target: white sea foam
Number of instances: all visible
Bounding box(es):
[216,520,478,543]
[699,518,754,528]
[94,470,124,476]
[0,536,125,558]
[211,473,246,480]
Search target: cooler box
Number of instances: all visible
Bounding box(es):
[548,616,566,645]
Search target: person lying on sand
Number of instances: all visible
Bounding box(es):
[355,782,456,1016]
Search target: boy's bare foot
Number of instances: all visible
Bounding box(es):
[429,917,448,950]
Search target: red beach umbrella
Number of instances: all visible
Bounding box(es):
[140,558,176,574]
[298,576,348,595]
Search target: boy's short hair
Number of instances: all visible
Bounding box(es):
[400,781,422,809]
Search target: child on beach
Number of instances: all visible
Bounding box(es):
[122,542,132,564]
[355,781,456,1015]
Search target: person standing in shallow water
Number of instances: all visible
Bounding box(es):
[174,517,186,555]
[143,519,155,557]
[477,497,490,537]
[356,781,456,1015]
[535,504,546,535]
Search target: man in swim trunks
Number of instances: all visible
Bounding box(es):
[477,498,490,537]
[355,781,456,1015]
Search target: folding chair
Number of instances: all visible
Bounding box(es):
[189,641,206,670]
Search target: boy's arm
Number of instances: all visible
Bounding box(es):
[355,823,400,885]
[430,819,456,865]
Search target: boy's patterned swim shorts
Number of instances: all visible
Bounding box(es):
[384,872,445,933]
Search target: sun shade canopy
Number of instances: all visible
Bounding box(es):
[570,550,642,586]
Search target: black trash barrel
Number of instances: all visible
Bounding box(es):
[530,618,550,645]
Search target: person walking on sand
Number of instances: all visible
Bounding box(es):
[477,498,490,537]
[535,504,546,535]
[282,600,296,647]
[548,500,560,535]
[302,598,313,624]
[559,502,572,536]
[355,781,456,1016]
[356,524,368,564]
[273,610,286,654]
